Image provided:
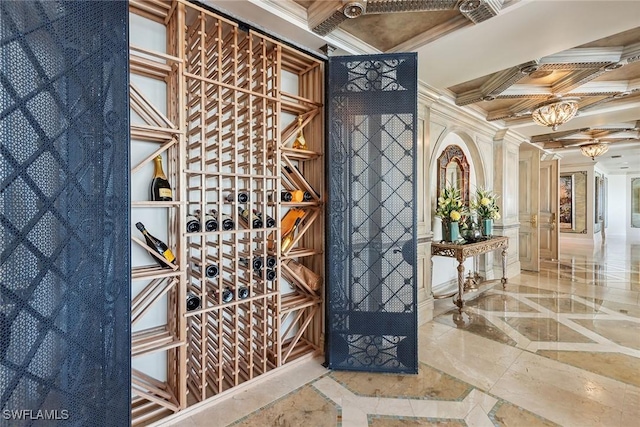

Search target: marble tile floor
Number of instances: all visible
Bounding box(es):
[160,240,640,427]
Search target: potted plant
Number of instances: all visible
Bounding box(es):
[471,187,500,237]
[435,185,467,242]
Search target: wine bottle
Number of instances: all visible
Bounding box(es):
[212,209,234,230]
[186,213,200,233]
[193,263,218,278]
[281,217,301,252]
[226,192,249,203]
[195,209,217,232]
[239,256,263,271]
[303,191,313,202]
[292,115,307,150]
[265,255,277,269]
[254,209,275,228]
[136,222,176,267]
[281,191,293,202]
[239,207,262,228]
[238,286,249,299]
[186,293,201,311]
[264,269,276,281]
[221,287,234,303]
[150,155,172,201]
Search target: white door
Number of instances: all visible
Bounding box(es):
[519,147,540,271]
[539,159,559,260]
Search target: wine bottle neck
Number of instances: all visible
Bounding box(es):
[153,156,167,179]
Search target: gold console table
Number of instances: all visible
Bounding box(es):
[431,236,509,308]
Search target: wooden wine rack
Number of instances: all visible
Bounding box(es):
[129,1,324,424]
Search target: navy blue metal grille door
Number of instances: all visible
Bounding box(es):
[326,53,418,373]
[1,1,130,426]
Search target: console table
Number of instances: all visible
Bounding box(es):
[431,236,509,309]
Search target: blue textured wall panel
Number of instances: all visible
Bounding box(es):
[0,1,130,426]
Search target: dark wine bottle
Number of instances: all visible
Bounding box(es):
[226,192,249,203]
[265,255,277,269]
[254,209,275,228]
[238,286,249,299]
[264,269,276,281]
[194,263,218,278]
[212,209,234,230]
[303,191,313,202]
[150,155,172,201]
[239,207,262,228]
[186,213,200,233]
[221,287,234,303]
[281,191,293,202]
[136,222,176,267]
[186,293,201,311]
[239,256,263,271]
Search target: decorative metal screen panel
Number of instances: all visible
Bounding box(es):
[1,1,130,426]
[326,54,418,373]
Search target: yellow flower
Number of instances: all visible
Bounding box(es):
[481,197,491,206]
[450,211,461,222]
[493,212,501,220]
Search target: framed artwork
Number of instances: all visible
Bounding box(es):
[560,171,587,233]
[632,178,640,228]
[559,175,573,230]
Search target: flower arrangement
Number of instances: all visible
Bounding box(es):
[435,185,468,223]
[471,187,500,220]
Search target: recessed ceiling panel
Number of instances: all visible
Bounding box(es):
[338,11,460,51]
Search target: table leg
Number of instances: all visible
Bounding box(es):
[501,247,508,289]
[455,261,465,309]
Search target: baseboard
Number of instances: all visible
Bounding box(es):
[418,296,434,325]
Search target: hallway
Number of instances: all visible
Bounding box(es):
[164,238,640,427]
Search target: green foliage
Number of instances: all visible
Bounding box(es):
[435,185,468,223]
[470,187,500,220]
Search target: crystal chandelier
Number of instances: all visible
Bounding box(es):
[580,140,609,160]
[531,97,580,131]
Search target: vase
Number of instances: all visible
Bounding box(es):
[441,220,450,242]
[482,218,493,237]
[449,221,460,242]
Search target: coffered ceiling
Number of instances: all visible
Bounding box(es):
[206,0,640,172]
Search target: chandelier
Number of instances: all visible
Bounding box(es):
[531,97,580,131]
[580,140,609,160]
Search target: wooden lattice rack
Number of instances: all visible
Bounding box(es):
[129,1,324,424]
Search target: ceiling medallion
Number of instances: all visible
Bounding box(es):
[531,97,580,131]
[343,2,365,18]
[580,140,609,160]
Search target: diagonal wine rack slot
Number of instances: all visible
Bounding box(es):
[132,236,180,270]
[130,83,177,129]
[280,108,320,145]
[130,138,178,175]
[281,208,320,256]
[281,158,320,201]
[132,277,178,325]
[281,262,320,296]
[132,368,180,412]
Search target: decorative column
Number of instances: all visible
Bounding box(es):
[417,84,439,324]
[492,129,522,277]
